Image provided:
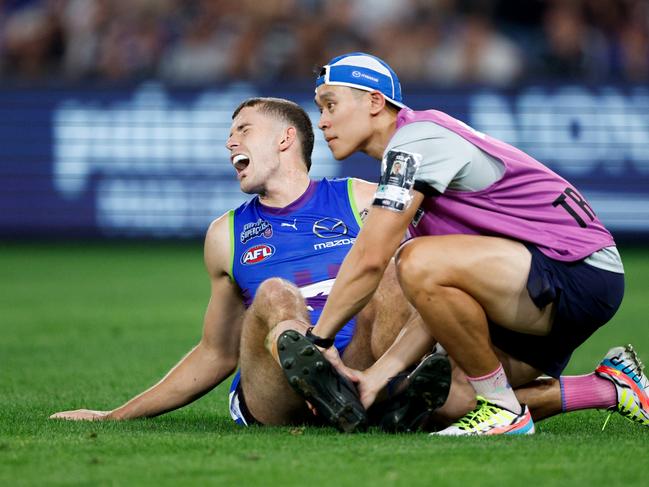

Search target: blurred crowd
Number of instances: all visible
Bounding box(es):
[1,0,648,86]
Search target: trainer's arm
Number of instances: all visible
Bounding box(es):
[50,214,245,421]
[357,315,435,408]
[312,191,425,340]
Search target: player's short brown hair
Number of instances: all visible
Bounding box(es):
[232,97,314,171]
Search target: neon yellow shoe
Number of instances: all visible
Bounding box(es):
[595,345,649,427]
[433,396,535,436]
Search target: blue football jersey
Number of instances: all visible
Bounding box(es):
[229,178,363,350]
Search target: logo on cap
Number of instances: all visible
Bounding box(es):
[315,52,406,109]
[360,73,379,83]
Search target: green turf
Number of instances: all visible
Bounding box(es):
[1,241,648,486]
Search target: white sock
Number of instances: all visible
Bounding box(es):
[466,363,522,413]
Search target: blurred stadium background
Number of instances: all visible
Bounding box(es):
[0,0,648,239]
[2,2,649,484]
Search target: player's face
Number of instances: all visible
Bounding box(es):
[315,85,372,160]
[226,106,282,195]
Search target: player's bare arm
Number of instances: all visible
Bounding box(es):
[350,178,378,217]
[50,213,245,421]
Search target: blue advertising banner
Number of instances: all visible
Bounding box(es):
[1,83,648,238]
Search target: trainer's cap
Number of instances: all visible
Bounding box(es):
[315,52,406,109]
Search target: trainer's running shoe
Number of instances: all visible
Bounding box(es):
[277,330,367,433]
[370,353,451,432]
[595,344,649,427]
[434,397,535,436]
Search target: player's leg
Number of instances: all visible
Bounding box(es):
[514,378,562,420]
[337,303,374,371]
[275,262,451,432]
[347,262,452,431]
[271,285,388,432]
[238,277,315,425]
[516,345,649,427]
[343,261,417,368]
[431,344,640,426]
[240,272,396,431]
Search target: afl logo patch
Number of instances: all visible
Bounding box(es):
[241,244,275,265]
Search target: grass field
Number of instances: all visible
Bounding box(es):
[1,241,648,486]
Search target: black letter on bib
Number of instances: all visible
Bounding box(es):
[552,187,596,228]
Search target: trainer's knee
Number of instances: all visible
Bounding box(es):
[395,240,440,298]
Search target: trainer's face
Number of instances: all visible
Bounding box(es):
[226,106,282,195]
[315,85,372,160]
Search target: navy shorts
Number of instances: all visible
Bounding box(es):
[229,372,260,426]
[489,245,624,378]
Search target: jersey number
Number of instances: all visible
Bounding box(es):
[552,187,595,228]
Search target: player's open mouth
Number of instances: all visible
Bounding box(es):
[232,154,250,174]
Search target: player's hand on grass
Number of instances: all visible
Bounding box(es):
[49,409,112,421]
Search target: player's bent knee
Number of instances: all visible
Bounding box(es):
[247,277,310,327]
[252,277,302,309]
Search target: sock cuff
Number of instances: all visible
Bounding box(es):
[560,373,617,413]
[466,363,504,382]
[559,376,567,412]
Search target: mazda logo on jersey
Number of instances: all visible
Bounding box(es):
[241,244,275,265]
[312,218,348,238]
